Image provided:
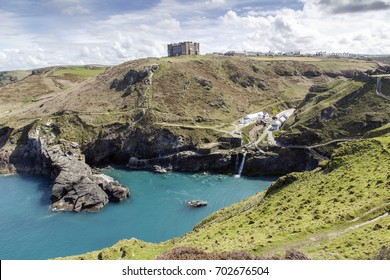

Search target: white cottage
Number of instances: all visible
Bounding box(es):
[240,112,268,125]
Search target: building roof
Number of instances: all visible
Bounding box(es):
[246,112,264,119]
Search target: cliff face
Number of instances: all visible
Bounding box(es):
[1,123,129,212]
[244,147,317,176]
[83,126,195,166]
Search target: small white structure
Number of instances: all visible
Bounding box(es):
[240,112,269,125]
[270,120,282,131]
[279,116,287,123]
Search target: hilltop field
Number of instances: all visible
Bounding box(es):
[0,55,389,259]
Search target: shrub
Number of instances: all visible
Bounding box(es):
[156,247,310,260]
[284,249,310,260]
[373,246,390,260]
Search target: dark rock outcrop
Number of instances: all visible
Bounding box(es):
[2,123,130,212]
[0,126,13,149]
[320,106,337,122]
[309,84,330,93]
[302,70,322,78]
[126,146,315,177]
[45,141,129,212]
[196,77,213,90]
[110,65,159,92]
[85,126,194,166]
[133,151,233,173]
[244,147,317,176]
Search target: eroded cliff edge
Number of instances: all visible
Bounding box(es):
[0,123,129,212]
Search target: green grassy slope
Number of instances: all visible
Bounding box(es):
[277,79,390,146]
[0,56,377,143]
[63,137,390,260]
[49,66,108,80]
[0,70,31,87]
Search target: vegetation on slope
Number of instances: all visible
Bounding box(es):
[62,137,390,260]
[277,79,390,147]
[50,66,108,80]
[0,56,378,150]
[0,70,31,87]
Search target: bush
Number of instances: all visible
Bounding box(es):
[284,249,310,260]
[373,246,390,260]
[156,247,310,260]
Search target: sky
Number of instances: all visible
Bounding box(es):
[0,0,389,71]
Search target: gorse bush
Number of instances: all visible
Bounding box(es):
[156,247,310,260]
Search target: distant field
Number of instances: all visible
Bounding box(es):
[50,66,107,79]
[0,70,31,86]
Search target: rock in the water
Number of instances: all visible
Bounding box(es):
[52,175,109,212]
[4,124,130,212]
[45,141,130,212]
[127,157,139,169]
[93,174,130,202]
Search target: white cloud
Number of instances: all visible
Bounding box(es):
[301,0,390,14]
[62,5,90,15]
[50,0,82,3]
[0,0,390,71]
[205,0,227,8]
[46,0,90,16]
[213,3,390,54]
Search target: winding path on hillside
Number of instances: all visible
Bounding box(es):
[259,206,390,259]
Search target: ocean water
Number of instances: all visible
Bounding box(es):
[0,169,275,260]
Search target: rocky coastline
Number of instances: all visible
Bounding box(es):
[0,123,129,212]
[126,145,316,176]
[0,121,317,212]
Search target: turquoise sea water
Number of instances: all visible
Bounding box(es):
[0,169,275,260]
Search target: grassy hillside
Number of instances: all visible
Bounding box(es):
[0,56,378,148]
[0,65,109,128]
[62,137,390,260]
[50,66,108,80]
[276,78,390,147]
[0,70,31,87]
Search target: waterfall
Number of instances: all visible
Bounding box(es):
[235,154,240,173]
[234,152,247,178]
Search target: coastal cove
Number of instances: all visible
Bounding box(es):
[0,169,275,260]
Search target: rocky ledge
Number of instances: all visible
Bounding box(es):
[1,124,130,212]
[46,141,130,212]
[127,145,316,176]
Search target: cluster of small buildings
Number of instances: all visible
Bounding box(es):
[270,113,289,131]
[166,41,371,61]
[240,112,270,125]
[315,51,367,59]
[213,50,302,57]
[167,42,304,58]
